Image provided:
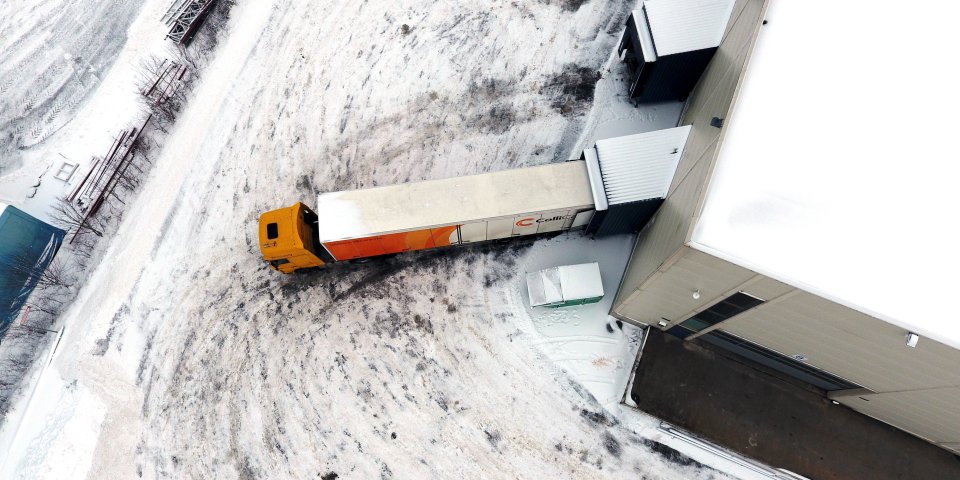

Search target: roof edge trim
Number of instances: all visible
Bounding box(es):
[687,239,960,352]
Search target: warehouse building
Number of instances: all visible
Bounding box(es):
[612,0,960,455]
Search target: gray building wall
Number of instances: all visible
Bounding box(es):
[609,0,960,455]
[612,0,769,317]
[718,289,960,453]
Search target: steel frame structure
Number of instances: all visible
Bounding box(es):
[163,0,216,45]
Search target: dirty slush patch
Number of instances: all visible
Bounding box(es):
[56,0,719,477]
[545,63,603,116]
[540,0,594,12]
[134,240,540,478]
[463,78,525,135]
[320,60,607,192]
[643,440,711,470]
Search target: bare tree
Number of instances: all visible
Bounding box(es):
[0,249,76,319]
[136,54,191,133]
[0,326,55,416]
[68,233,96,261]
[50,196,102,239]
[37,258,74,291]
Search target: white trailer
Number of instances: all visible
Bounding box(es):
[312,161,597,261]
[258,126,692,273]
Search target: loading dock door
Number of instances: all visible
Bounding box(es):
[698,330,864,392]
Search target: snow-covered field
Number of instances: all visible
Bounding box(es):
[0,0,176,219]
[1,0,733,478]
[0,0,148,176]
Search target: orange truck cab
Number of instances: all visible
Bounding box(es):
[258,202,333,273]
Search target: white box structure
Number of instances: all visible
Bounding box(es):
[526,262,604,308]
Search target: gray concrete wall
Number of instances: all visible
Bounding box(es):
[622,241,960,451]
[614,247,754,326]
[838,387,960,455]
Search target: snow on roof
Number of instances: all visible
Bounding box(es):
[526,263,604,307]
[643,0,735,56]
[558,262,604,300]
[315,161,595,242]
[595,126,690,205]
[526,267,563,307]
[631,8,658,62]
[691,1,960,348]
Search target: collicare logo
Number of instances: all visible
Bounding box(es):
[515,215,569,227]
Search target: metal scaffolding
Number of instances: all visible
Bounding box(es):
[163,0,217,45]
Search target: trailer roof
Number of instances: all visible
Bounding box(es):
[315,161,595,242]
[691,1,960,348]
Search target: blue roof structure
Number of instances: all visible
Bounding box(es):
[0,205,65,336]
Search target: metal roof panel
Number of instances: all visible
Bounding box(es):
[594,126,691,205]
[644,0,735,56]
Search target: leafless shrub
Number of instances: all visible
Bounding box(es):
[135,54,191,133]
[0,326,55,417]
[51,196,103,239]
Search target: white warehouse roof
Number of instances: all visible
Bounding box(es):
[642,0,735,56]
[691,1,960,348]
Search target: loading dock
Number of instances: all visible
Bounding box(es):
[628,330,960,480]
[618,0,734,102]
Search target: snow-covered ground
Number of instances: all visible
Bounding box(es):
[0,0,745,478]
[0,0,148,175]
[0,0,179,220]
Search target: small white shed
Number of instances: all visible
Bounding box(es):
[526,263,604,308]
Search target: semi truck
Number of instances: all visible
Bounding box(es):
[258,126,691,273]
